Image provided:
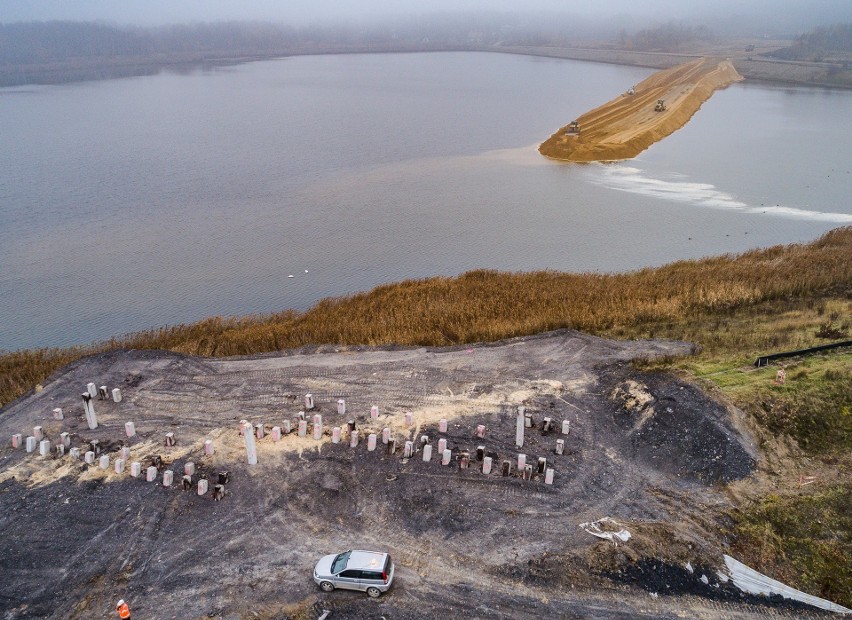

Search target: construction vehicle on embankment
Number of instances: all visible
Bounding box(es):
[654,99,666,112]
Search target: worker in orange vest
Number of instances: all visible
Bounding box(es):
[116,599,131,619]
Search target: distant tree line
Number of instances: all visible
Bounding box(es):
[617,22,713,52]
[770,23,852,61]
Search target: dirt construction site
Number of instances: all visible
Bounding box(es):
[0,330,838,619]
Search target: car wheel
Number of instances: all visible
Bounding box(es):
[319,581,335,592]
[366,587,382,598]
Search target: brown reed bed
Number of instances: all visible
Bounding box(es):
[2,227,850,409]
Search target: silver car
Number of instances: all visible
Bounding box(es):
[313,550,395,598]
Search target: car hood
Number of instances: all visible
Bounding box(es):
[314,554,336,577]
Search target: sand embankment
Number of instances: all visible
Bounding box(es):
[539,58,743,162]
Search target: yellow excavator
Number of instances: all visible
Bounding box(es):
[654,99,666,112]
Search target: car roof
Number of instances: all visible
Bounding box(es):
[345,550,388,570]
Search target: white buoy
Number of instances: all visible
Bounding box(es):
[403,441,414,458]
[197,479,209,495]
[515,409,525,448]
[556,439,565,455]
[332,427,341,443]
[60,432,70,447]
[282,420,291,434]
[130,462,142,477]
[185,462,195,476]
[52,407,64,420]
[87,382,97,398]
[349,430,359,448]
[337,399,346,415]
[422,444,433,462]
[26,436,37,453]
[304,393,314,410]
[163,470,174,487]
[244,422,258,465]
[562,420,570,435]
[204,439,215,455]
[114,459,125,474]
[370,405,379,419]
[39,439,51,456]
[441,449,452,465]
[99,455,109,469]
[112,388,122,403]
[125,421,136,438]
[84,450,95,464]
[439,419,448,433]
[146,466,157,482]
[271,427,281,442]
[298,420,307,437]
[367,433,377,451]
[313,414,323,440]
[482,456,493,474]
[545,468,555,485]
[475,424,486,438]
[517,453,526,470]
[404,411,414,427]
[255,423,265,440]
[382,427,391,444]
[69,447,81,459]
[11,434,23,449]
[33,426,44,441]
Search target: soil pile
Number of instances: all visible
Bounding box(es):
[539,58,743,162]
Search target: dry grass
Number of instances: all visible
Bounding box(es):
[2,227,850,408]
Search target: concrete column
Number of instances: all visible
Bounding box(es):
[55,444,65,457]
[271,427,281,442]
[282,420,291,435]
[125,422,136,438]
[115,459,125,474]
[537,457,547,474]
[130,462,142,477]
[52,407,64,420]
[515,409,525,448]
[120,447,131,461]
[185,462,195,476]
[475,424,486,438]
[239,420,248,435]
[517,453,526,470]
[33,426,44,440]
[84,450,95,464]
[370,405,379,419]
[337,399,346,415]
[182,475,193,490]
[347,420,356,433]
[163,470,174,487]
[459,451,470,469]
[298,420,307,437]
[244,422,258,465]
[423,444,433,462]
[85,399,97,430]
[11,434,23,449]
[298,411,305,421]
[439,419,448,433]
[441,449,452,465]
[476,445,485,461]
[482,456,493,474]
[304,393,314,410]
[562,420,570,435]
[198,479,209,495]
[60,432,71,447]
[204,439,215,455]
[146,466,157,482]
[165,432,176,447]
[403,441,414,458]
[99,385,108,400]
[332,427,341,443]
[349,430,359,448]
[556,439,565,455]
[386,439,396,455]
[99,455,109,469]
[39,439,51,456]
[437,438,447,454]
[26,436,37,453]
[312,414,323,440]
[404,412,414,427]
[87,382,97,398]
[502,460,511,476]
[545,468,555,485]
[70,447,81,459]
[420,435,430,447]
[382,427,391,444]
[367,433,377,451]
[255,423,265,440]
[112,388,122,403]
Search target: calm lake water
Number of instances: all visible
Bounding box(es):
[1,52,850,350]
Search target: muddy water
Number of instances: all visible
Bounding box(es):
[1,52,850,350]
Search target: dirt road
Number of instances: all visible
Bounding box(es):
[539,58,743,162]
[0,331,829,619]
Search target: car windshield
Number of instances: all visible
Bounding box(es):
[331,551,351,574]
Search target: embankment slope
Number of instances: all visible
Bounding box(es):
[539,58,743,162]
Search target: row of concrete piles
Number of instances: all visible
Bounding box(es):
[241,397,572,484]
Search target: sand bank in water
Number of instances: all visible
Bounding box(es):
[539,58,743,162]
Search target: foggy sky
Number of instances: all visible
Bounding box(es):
[2,0,851,33]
